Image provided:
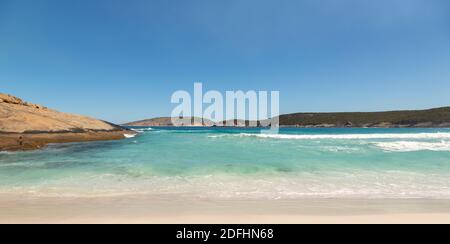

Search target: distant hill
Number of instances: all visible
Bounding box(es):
[279,107,450,128]
[124,117,214,126]
[125,107,450,128]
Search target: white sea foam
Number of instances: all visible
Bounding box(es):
[2,171,450,199]
[322,146,361,153]
[235,132,450,140]
[375,141,450,152]
[131,128,153,133]
[124,134,137,138]
[142,128,154,131]
[207,135,228,138]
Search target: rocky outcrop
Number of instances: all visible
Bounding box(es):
[0,94,46,110]
[0,93,134,151]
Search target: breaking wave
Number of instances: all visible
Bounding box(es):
[375,141,450,152]
[235,132,450,140]
[131,128,154,133]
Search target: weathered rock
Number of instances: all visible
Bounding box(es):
[0,93,134,151]
[314,124,336,128]
[0,94,24,105]
[438,122,450,128]
[372,122,393,128]
[0,93,127,133]
[413,122,433,127]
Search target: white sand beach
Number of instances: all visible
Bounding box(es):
[1,193,450,224]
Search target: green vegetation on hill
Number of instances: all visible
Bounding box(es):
[124,107,450,128]
[279,107,450,127]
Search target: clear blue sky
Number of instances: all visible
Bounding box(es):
[1,0,450,123]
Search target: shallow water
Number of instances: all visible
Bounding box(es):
[1,127,450,199]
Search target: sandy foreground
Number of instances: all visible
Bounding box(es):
[1,193,450,224]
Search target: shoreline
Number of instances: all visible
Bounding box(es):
[1,194,450,223]
[0,130,135,151]
[126,125,450,129]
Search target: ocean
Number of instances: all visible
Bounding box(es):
[1,127,450,199]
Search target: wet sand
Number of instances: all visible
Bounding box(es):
[1,193,450,224]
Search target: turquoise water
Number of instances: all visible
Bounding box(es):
[1,127,450,199]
